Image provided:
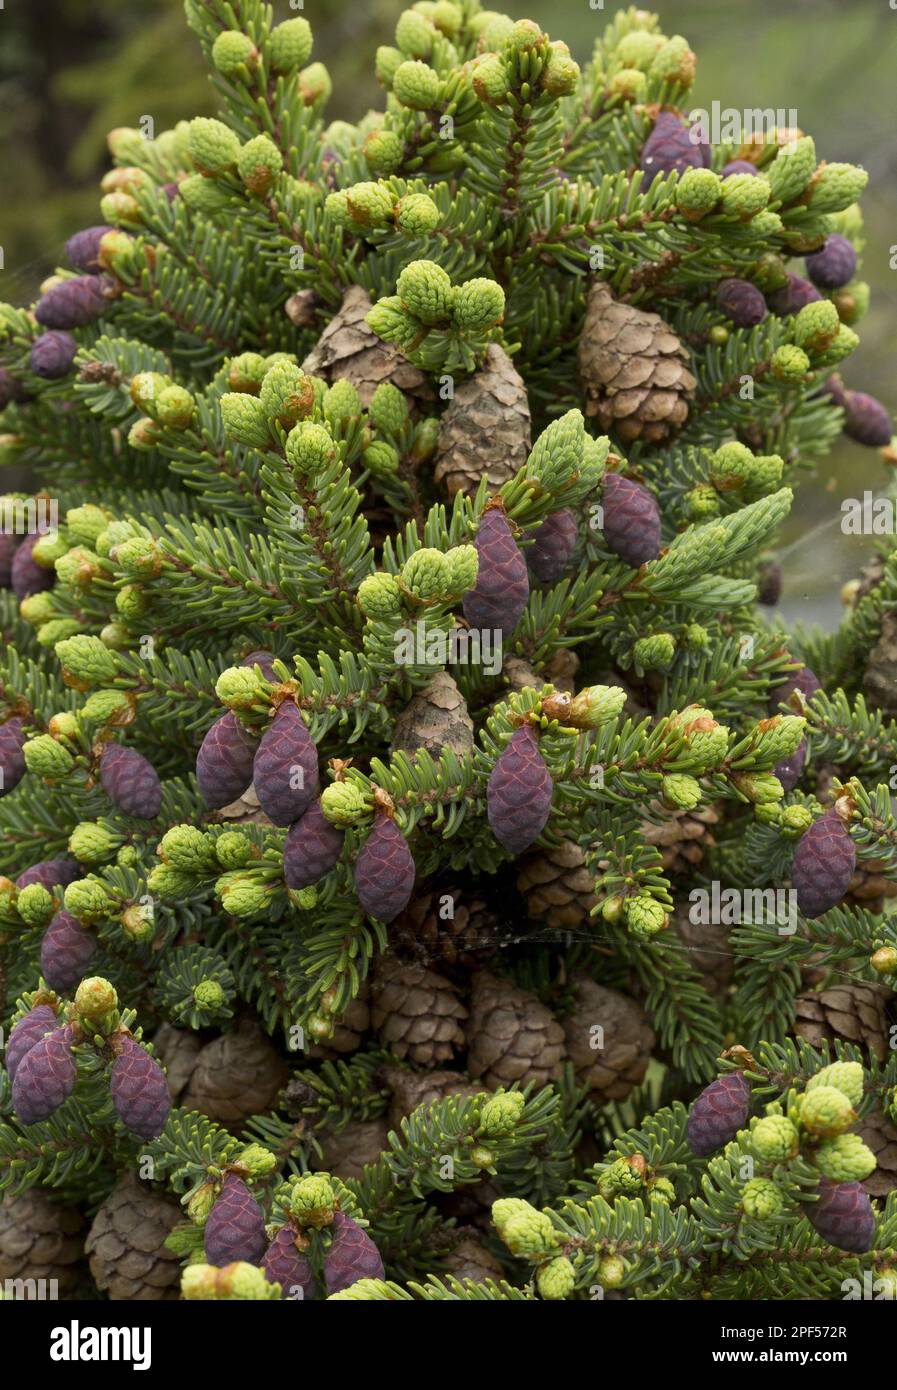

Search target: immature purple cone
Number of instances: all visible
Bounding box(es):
[640,111,709,179]
[487,724,553,855]
[40,911,97,992]
[262,1226,317,1300]
[323,1210,385,1295]
[0,533,20,588]
[242,649,278,681]
[196,711,258,809]
[806,1179,875,1254]
[110,1036,171,1140]
[6,1005,58,1083]
[805,234,857,291]
[100,743,162,819]
[29,331,78,379]
[774,737,807,793]
[822,373,847,410]
[721,159,759,177]
[204,1174,267,1266]
[792,810,856,919]
[253,698,319,827]
[12,1024,77,1125]
[717,278,767,328]
[687,1071,751,1155]
[767,273,822,316]
[354,813,415,922]
[65,225,113,274]
[768,664,821,713]
[11,534,54,600]
[16,859,80,892]
[843,391,893,447]
[528,509,578,584]
[0,717,27,797]
[601,472,661,567]
[463,504,530,639]
[34,275,111,330]
[283,799,345,889]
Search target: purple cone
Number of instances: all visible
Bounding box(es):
[354,814,415,923]
[774,737,807,793]
[283,799,345,889]
[843,391,892,448]
[323,1210,385,1295]
[462,506,530,639]
[487,724,554,855]
[767,273,822,317]
[29,331,78,379]
[0,717,27,797]
[253,699,319,827]
[6,1005,58,1083]
[16,859,80,893]
[721,159,759,177]
[40,911,97,992]
[822,374,848,410]
[717,278,767,328]
[204,1174,267,1266]
[263,1226,317,1300]
[792,810,856,919]
[0,534,20,588]
[99,743,162,819]
[65,226,113,275]
[34,275,111,330]
[687,1071,751,1156]
[196,712,258,809]
[640,112,708,179]
[601,472,661,567]
[11,535,55,600]
[12,1023,77,1125]
[769,664,821,714]
[805,234,857,291]
[241,650,278,681]
[806,1179,875,1254]
[110,1035,171,1140]
[528,509,578,584]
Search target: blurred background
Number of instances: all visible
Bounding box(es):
[1,0,894,629]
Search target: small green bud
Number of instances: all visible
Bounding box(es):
[259,361,316,430]
[661,773,702,811]
[409,417,439,465]
[815,1134,876,1183]
[236,1143,277,1179]
[596,1254,627,1288]
[16,883,55,927]
[180,173,233,214]
[479,1091,526,1138]
[214,666,263,711]
[214,830,255,870]
[400,547,451,600]
[375,45,404,88]
[23,734,76,780]
[536,1255,576,1300]
[806,163,869,215]
[115,584,145,621]
[771,344,811,381]
[752,1114,799,1162]
[20,591,57,626]
[220,392,271,448]
[793,299,841,356]
[63,877,114,923]
[357,572,403,619]
[394,192,440,236]
[633,632,675,670]
[215,873,273,918]
[675,168,722,219]
[65,504,110,549]
[31,531,69,567]
[227,352,269,395]
[362,440,399,478]
[607,67,647,102]
[47,712,79,742]
[471,53,509,105]
[766,136,816,203]
[650,33,696,85]
[269,17,313,74]
[492,1198,557,1259]
[806,1062,864,1110]
[146,863,196,900]
[112,536,161,579]
[780,804,814,835]
[298,62,332,108]
[74,975,117,1021]
[158,824,216,872]
[396,259,453,324]
[100,622,132,651]
[38,618,81,648]
[345,180,395,228]
[871,946,897,977]
[566,684,627,728]
[211,30,258,80]
[742,1177,784,1220]
[799,1085,856,1140]
[81,689,133,725]
[451,277,505,332]
[188,117,241,174]
[623,896,668,941]
[69,822,125,864]
[506,19,544,52]
[444,544,478,595]
[720,172,770,220]
[322,379,362,428]
[290,1173,336,1228]
[363,128,404,175]
[193,979,225,1011]
[320,780,371,826]
[234,135,282,197]
[615,30,665,69]
[368,383,410,436]
[732,772,785,805]
[392,60,442,110]
[541,43,580,98]
[285,420,337,474]
[395,9,435,60]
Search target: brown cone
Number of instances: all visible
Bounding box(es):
[793,983,890,1061]
[864,610,897,717]
[308,982,371,1057]
[857,1108,897,1198]
[641,801,719,874]
[181,1017,288,1128]
[301,285,430,405]
[433,343,531,497]
[391,883,501,973]
[150,1023,203,1100]
[503,652,578,696]
[846,856,897,914]
[390,672,474,762]
[0,1191,85,1298]
[443,1231,507,1284]
[315,1118,390,1180]
[285,289,318,328]
[380,1063,481,1130]
[517,840,597,930]
[561,976,654,1101]
[466,970,565,1088]
[577,281,696,443]
[85,1172,181,1300]
[671,901,734,998]
[370,958,468,1065]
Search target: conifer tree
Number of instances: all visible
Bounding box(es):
[0,0,895,1303]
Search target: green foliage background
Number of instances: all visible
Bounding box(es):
[1,0,894,623]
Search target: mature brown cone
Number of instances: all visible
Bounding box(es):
[642,802,719,874]
[846,857,897,914]
[150,1023,203,1100]
[315,1118,390,1181]
[181,1017,289,1128]
[0,1190,85,1298]
[433,343,531,496]
[308,982,370,1057]
[517,840,597,930]
[671,902,734,998]
[466,971,565,1088]
[391,882,501,973]
[85,1173,181,1300]
[390,672,474,761]
[864,610,897,716]
[793,984,890,1061]
[503,652,579,696]
[285,289,318,328]
[577,280,696,443]
[379,1063,481,1130]
[855,1108,897,1198]
[370,958,468,1066]
[443,1231,507,1284]
[301,284,430,405]
[206,782,273,828]
[561,977,655,1101]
